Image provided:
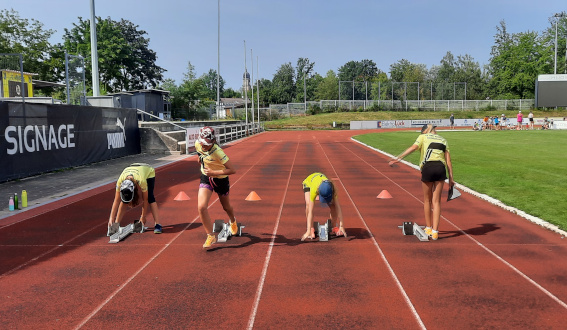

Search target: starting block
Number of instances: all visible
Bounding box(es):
[314,219,333,241]
[212,219,245,243]
[398,221,429,242]
[108,223,135,243]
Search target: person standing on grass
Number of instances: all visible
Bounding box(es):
[450,113,455,129]
[301,172,346,241]
[195,126,239,249]
[517,111,523,130]
[108,163,163,235]
[528,111,534,130]
[388,124,454,240]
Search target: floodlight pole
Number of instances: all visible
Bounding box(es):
[243,41,248,131]
[257,55,260,127]
[303,67,306,113]
[90,0,100,96]
[250,49,255,132]
[217,0,220,118]
[554,13,566,74]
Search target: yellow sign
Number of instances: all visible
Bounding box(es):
[1,70,34,97]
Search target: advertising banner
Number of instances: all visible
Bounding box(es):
[0,101,140,182]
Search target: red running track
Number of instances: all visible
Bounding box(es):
[1,130,566,329]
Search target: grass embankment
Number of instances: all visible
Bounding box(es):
[353,130,567,232]
[264,110,567,129]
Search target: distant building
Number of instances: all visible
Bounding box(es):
[218,97,250,118]
[1,69,65,101]
[1,69,35,97]
[87,89,171,121]
[242,70,251,93]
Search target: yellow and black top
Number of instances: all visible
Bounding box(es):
[195,141,229,179]
[413,133,449,169]
[302,172,337,203]
[116,163,155,192]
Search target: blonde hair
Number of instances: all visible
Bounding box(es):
[421,124,437,134]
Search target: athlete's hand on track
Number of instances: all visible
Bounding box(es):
[336,226,347,237]
[301,230,315,241]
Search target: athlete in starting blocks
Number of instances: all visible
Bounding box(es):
[301,172,346,241]
[107,163,164,238]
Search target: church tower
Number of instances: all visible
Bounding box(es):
[242,70,251,93]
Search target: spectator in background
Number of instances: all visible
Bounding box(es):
[450,113,455,129]
[517,111,523,130]
[542,117,550,130]
[493,115,500,130]
[528,111,534,130]
[500,114,507,130]
[483,116,489,130]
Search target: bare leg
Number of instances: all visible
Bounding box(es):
[219,194,236,223]
[197,188,214,234]
[115,202,126,225]
[431,181,445,231]
[421,181,434,228]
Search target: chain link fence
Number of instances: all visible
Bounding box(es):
[65,53,86,105]
[264,99,535,117]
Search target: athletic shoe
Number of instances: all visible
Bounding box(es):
[154,224,162,234]
[424,227,432,237]
[229,220,238,235]
[431,231,439,240]
[203,234,217,248]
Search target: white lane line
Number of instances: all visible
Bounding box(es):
[351,138,567,238]
[318,141,426,330]
[76,142,281,329]
[344,139,567,310]
[247,138,300,329]
[0,224,101,278]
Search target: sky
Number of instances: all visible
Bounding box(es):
[5,0,567,90]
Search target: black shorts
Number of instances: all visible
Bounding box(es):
[200,174,230,196]
[147,177,156,203]
[421,161,447,182]
[529,118,534,122]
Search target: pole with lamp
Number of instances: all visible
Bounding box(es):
[303,66,307,113]
[216,0,220,119]
[554,13,566,74]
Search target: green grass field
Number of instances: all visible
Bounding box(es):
[353,129,567,232]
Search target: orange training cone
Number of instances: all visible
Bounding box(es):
[245,191,262,201]
[174,191,191,201]
[377,190,393,199]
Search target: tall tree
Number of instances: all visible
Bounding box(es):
[271,62,295,104]
[201,69,225,100]
[488,20,552,98]
[315,70,339,100]
[294,57,315,103]
[0,9,63,84]
[389,59,426,100]
[338,59,379,100]
[63,16,165,93]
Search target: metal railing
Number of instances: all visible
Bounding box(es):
[265,99,535,118]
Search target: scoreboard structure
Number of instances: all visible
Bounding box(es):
[535,74,567,107]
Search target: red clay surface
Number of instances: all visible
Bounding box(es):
[1,130,566,329]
